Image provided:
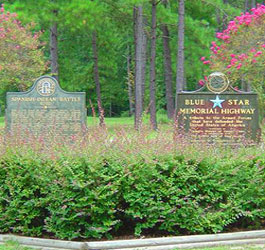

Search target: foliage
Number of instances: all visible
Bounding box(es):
[2,0,253,116]
[0,4,46,111]
[0,241,33,250]
[0,4,46,90]
[200,5,265,101]
[0,128,264,239]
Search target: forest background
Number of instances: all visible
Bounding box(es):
[0,0,264,125]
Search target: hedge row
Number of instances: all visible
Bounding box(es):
[0,143,265,240]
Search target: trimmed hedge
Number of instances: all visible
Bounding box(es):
[0,142,264,240]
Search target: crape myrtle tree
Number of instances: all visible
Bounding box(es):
[0,4,46,92]
[4,0,74,82]
[200,4,265,109]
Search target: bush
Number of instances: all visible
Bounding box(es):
[0,129,264,240]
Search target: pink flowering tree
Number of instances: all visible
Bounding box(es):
[200,4,265,100]
[0,4,46,91]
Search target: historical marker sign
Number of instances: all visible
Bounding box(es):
[6,76,87,137]
[176,73,260,143]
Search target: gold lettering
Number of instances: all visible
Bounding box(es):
[227,99,250,105]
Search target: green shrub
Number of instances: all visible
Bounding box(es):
[0,129,264,239]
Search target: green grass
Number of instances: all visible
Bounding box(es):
[0,242,32,250]
[86,116,134,126]
[188,246,265,250]
[0,116,4,127]
[0,114,171,128]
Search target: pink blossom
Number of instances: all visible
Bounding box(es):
[203,60,211,65]
[236,63,242,69]
[230,58,238,65]
[211,41,217,47]
[200,57,205,61]
[230,54,236,58]
[199,80,205,86]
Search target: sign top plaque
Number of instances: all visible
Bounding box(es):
[206,72,230,94]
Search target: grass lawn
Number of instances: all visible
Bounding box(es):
[0,242,32,250]
[188,246,265,250]
[0,114,170,128]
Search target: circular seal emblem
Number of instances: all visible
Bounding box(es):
[206,72,229,94]
[36,77,56,96]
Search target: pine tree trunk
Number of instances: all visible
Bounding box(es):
[50,22,59,81]
[161,0,174,119]
[92,31,105,127]
[149,0,157,130]
[245,0,249,11]
[175,0,185,108]
[127,45,134,116]
[134,5,145,129]
[251,0,255,8]
[216,9,221,32]
[133,6,137,91]
[222,0,228,30]
[141,19,147,108]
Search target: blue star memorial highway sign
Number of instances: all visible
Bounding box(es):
[210,95,225,109]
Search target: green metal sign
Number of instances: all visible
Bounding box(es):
[6,76,87,137]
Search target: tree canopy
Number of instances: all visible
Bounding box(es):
[1,0,264,117]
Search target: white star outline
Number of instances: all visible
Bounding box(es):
[210,95,225,109]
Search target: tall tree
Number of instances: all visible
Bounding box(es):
[141,20,147,107]
[134,5,146,129]
[50,22,59,80]
[161,0,174,119]
[244,0,250,11]
[50,1,59,80]
[149,0,157,130]
[223,0,229,30]
[92,31,105,127]
[127,45,134,116]
[175,0,185,108]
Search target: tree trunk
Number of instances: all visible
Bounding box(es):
[175,0,185,108]
[244,0,249,11]
[133,6,137,91]
[222,0,228,30]
[134,5,146,129]
[50,22,59,81]
[216,9,221,32]
[127,45,134,116]
[141,18,147,108]
[149,0,157,130]
[251,0,256,8]
[161,0,174,119]
[92,31,105,127]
